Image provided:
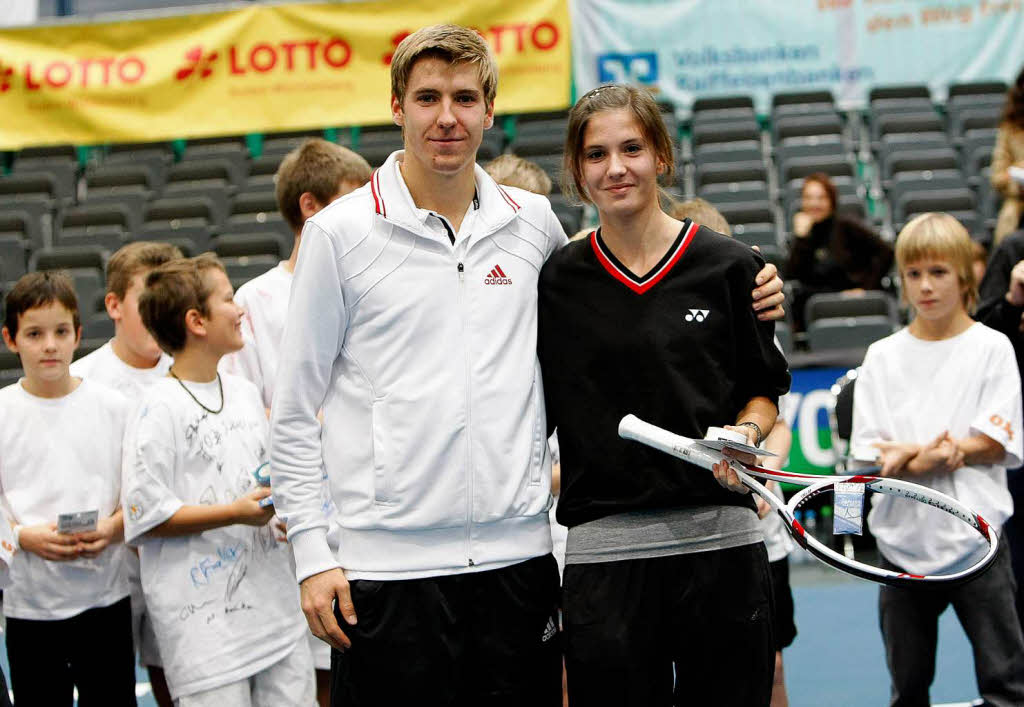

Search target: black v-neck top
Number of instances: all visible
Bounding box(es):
[538,220,792,528]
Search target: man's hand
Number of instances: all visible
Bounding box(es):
[872,441,919,477]
[751,261,786,322]
[301,567,357,651]
[713,424,759,494]
[18,523,80,561]
[74,515,121,559]
[231,488,276,527]
[1006,259,1024,308]
[905,432,963,476]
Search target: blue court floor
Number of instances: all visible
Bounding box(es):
[1,560,982,706]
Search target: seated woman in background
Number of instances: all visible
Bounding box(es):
[784,172,893,331]
[992,66,1024,246]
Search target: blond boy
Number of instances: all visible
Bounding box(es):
[1,271,135,705]
[484,154,553,196]
[123,255,313,705]
[852,213,1024,705]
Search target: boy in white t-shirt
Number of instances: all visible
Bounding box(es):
[70,241,181,707]
[222,139,370,410]
[0,271,135,705]
[123,254,313,706]
[219,138,369,704]
[851,213,1024,706]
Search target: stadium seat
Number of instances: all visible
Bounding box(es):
[222,254,280,283]
[693,142,763,166]
[183,135,248,157]
[85,162,164,199]
[212,232,287,260]
[950,107,1001,138]
[224,189,287,237]
[694,162,766,189]
[692,119,760,150]
[775,321,793,356]
[477,130,504,162]
[805,291,897,325]
[105,140,175,165]
[261,129,327,157]
[246,154,284,190]
[961,132,997,179]
[947,80,1007,99]
[868,84,932,112]
[57,203,141,251]
[773,113,843,146]
[880,146,959,183]
[0,235,28,282]
[82,311,115,340]
[0,347,22,390]
[358,142,398,168]
[0,172,64,204]
[166,158,244,193]
[141,198,219,251]
[29,245,107,273]
[692,95,756,122]
[0,208,44,252]
[771,90,835,120]
[551,202,584,236]
[807,316,895,352]
[153,185,229,228]
[778,154,855,189]
[511,126,567,157]
[158,237,199,258]
[12,145,78,185]
[871,111,945,146]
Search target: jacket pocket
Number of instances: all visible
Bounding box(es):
[371,397,396,505]
[529,371,545,486]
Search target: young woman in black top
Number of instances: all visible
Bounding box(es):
[538,84,791,706]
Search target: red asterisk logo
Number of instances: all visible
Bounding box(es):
[175,46,218,80]
[0,63,14,93]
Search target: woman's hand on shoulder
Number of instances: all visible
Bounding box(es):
[751,260,785,321]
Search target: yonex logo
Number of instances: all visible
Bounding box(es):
[685,309,710,322]
[484,264,512,285]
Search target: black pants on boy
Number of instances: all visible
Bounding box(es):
[6,595,136,707]
[879,540,1024,707]
[562,542,775,707]
[330,553,562,707]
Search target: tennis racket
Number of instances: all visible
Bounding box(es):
[618,414,998,586]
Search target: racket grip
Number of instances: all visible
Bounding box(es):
[619,414,661,444]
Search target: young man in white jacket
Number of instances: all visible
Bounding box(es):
[268,24,786,705]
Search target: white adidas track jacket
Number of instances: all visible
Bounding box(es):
[269,152,568,582]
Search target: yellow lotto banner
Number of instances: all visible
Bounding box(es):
[0,0,571,149]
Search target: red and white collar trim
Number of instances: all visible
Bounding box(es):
[369,161,519,221]
[370,168,387,218]
[591,220,698,295]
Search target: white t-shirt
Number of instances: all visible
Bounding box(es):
[761,339,795,563]
[71,340,173,401]
[123,373,306,699]
[220,263,292,409]
[851,323,1023,576]
[0,379,131,619]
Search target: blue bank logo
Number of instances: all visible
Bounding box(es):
[597,53,659,84]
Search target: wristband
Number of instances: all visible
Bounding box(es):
[12,524,23,551]
[736,421,764,447]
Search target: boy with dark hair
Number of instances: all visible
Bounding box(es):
[0,271,136,706]
[124,254,313,705]
[71,240,183,706]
